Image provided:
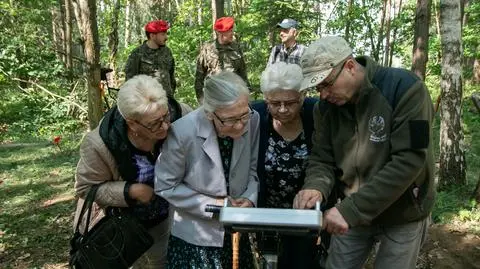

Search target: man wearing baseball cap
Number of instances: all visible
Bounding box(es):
[194,16,251,104]
[125,20,176,98]
[267,18,306,66]
[293,36,435,269]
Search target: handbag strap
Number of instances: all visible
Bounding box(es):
[74,184,100,234]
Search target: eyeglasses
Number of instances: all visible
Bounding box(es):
[266,98,302,110]
[213,107,254,127]
[316,61,347,92]
[136,112,170,133]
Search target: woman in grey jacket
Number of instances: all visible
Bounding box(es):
[155,71,259,269]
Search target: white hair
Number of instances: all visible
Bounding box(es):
[117,75,168,120]
[260,62,303,93]
[203,71,249,113]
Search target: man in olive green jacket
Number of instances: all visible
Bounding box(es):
[125,20,176,97]
[293,36,435,269]
[194,17,250,104]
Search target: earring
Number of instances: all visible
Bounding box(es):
[134,132,138,137]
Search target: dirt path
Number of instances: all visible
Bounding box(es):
[417,224,480,269]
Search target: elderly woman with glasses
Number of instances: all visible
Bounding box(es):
[251,62,320,269]
[154,71,259,268]
[73,75,191,269]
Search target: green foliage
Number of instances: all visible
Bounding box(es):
[0,88,85,143]
[0,1,64,83]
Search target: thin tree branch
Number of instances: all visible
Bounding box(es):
[11,78,87,113]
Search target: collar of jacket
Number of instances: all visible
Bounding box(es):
[141,40,167,51]
[281,42,298,53]
[99,107,139,182]
[352,56,382,105]
[214,39,239,51]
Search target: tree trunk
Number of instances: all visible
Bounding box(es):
[211,0,225,38]
[108,0,120,87]
[124,0,131,48]
[362,0,377,55]
[383,0,392,66]
[316,2,322,36]
[58,0,66,63]
[65,0,73,82]
[51,8,63,61]
[212,0,225,23]
[438,0,466,190]
[412,0,432,80]
[375,0,387,62]
[388,0,402,66]
[73,0,102,129]
[197,0,203,25]
[344,0,354,43]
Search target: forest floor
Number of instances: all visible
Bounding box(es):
[363,222,480,269]
[417,223,480,269]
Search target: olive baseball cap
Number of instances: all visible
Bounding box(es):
[300,36,353,90]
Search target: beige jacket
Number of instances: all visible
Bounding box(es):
[73,105,192,233]
[73,126,128,233]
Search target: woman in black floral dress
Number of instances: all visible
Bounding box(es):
[252,62,320,269]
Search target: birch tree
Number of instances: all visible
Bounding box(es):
[439,0,466,189]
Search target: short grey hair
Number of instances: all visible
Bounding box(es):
[117,75,168,120]
[203,71,249,113]
[260,62,303,93]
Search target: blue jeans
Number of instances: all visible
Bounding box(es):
[326,217,429,269]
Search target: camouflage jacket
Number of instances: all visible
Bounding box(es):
[125,42,176,97]
[194,40,250,101]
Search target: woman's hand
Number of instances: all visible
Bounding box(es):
[128,183,154,204]
[229,197,254,208]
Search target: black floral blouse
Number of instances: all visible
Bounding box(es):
[218,136,234,194]
[264,123,309,209]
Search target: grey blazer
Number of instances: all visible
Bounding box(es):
[154,107,260,247]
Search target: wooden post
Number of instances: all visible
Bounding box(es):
[232,232,240,269]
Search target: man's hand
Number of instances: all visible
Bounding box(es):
[229,197,254,208]
[128,183,154,204]
[323,207,349,235]
[293,189,323,209]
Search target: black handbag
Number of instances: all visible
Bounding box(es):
[69,184,154,269]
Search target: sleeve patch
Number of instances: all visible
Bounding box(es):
[409,120,429,149]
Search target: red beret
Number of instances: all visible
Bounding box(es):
[144,20,170,33]
[214,17,234,32]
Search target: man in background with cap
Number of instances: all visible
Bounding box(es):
[125,20,176,98]
[267,18,306,66]
[293,36,435,269]
[194,16,250,104]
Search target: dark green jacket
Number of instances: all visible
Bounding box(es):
[194,40,250,101]
[304,56,436,227]
[125,42,176,97]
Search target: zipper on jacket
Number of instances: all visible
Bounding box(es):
[354,110,361,186]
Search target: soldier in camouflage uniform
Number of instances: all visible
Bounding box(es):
[194,17,251,104]
[125,20,176,98]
